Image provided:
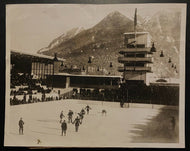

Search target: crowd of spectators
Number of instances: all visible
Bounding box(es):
[10,85,62,105]
[10,72,179,106]
[10,72,62,105]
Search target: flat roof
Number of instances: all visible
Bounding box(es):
[11,49,65,62]
[54,73,122,78]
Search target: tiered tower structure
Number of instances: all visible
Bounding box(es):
[118,8,154,85]
[118,32,153,84]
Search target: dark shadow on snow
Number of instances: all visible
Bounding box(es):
[129,106,179,143]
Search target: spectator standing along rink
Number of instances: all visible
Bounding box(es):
[18,117,24,135]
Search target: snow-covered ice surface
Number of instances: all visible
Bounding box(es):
[4,99,177,147]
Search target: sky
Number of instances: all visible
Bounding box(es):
[6,3,185,53]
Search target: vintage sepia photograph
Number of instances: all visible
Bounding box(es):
[4,3,186,147]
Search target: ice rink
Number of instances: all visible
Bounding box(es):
[4,99,179,147]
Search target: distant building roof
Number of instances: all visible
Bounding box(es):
[156,79,167,82]
[149,78,179,87]
[11,49,65,62]
[150,82,179,87]
[54,73,122,78]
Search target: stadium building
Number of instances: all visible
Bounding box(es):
[11,50,64,81]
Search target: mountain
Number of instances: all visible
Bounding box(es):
[37,11,138,75]
[38,27,85,53]
[144,9,181,78]
[38,11,136,56]
[38,10,181,78]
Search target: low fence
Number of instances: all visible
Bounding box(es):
[70,84,179,106]
[10,84,179,106]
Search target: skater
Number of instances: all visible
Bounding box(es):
[81,108,86,115]
[72,116,82,132]
[102,109,107,116]
[60,111,65,120]
[61,120,67,136]
[78,112,84,122]
[18,117,24,135]
[68,110,74,123]
[85,105,91,114]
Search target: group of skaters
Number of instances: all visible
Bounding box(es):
[59,105,92,136]
[17,105,92,136]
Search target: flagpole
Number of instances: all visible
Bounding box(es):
[134,8,137,42]
[134,8,137,71]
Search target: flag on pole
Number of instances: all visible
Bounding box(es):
[134,8,137,32]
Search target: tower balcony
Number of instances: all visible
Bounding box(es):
[119,47,152,54]
[118,66,152,72]
[118,57,153,63]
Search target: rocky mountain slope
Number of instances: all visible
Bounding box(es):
[38,10,181,78]
[144,9,181,78]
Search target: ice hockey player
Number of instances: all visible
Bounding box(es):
[72,116,82,132]
[102,109,107,116]
[81,108,86,115]
[85,105,91,114]
[68,110,74,123]
[60,111,65,120]
[61,120,67,136]
[78,112,84,122]
[18,117,24,135]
